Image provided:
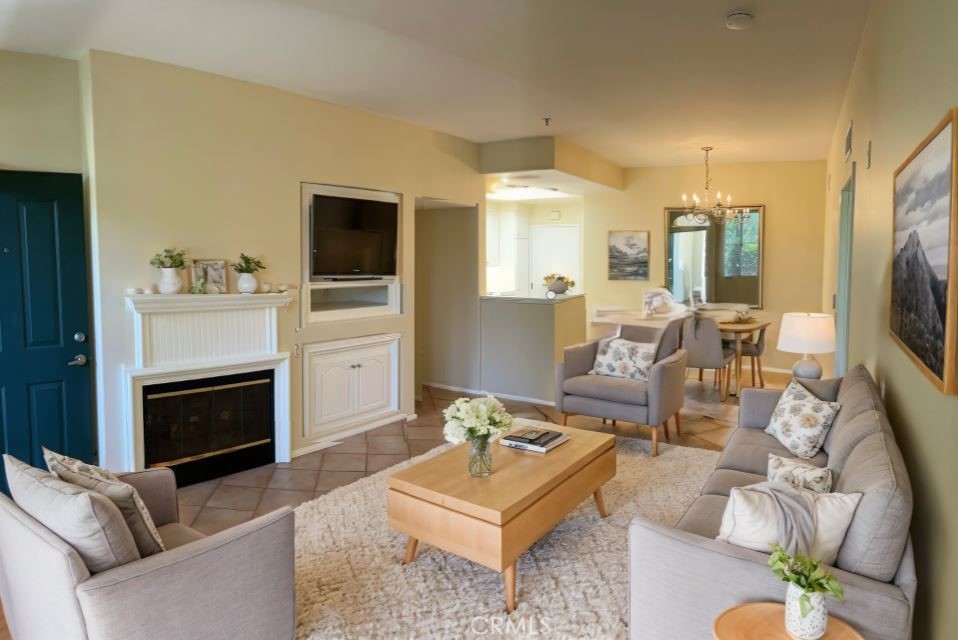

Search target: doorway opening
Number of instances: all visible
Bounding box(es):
[413,198,481,400]
[835,164,856,376]
[485,196,584,298]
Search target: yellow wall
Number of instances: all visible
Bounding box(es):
[80,51,484,466]
[415,207,481,393]
[583,161,829,371]
[822,2,958,637]
[0,50,82,173]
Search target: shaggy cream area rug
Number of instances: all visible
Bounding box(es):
[294,430,719,639]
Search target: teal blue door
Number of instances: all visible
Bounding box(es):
[0,171,93,488]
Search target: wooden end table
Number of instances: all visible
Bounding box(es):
[387,422,615,613]
[713,603,864,639]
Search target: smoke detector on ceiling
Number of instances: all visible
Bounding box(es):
[725,10,754,31]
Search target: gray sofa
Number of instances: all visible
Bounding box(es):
[629,365,916,639]
[0,467,295,640]
[556,319,687,456]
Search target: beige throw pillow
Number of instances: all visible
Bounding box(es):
[4,454,141,572]
[43,448,165,556]
[765,380,841,459]
[767,454,833,493]
[717,482,861,565]
[592,338,657,381]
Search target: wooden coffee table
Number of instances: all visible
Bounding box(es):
[387,422,615,613]
[713,603,864,639]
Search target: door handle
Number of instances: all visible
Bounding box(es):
[68,354,88,366]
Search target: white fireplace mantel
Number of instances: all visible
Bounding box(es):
[122,293,294,470]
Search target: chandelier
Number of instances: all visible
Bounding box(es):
[680,146,750,224]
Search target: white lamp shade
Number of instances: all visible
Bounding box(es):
[777,313,836,354]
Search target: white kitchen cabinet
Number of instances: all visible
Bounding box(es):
[303,334,400,440]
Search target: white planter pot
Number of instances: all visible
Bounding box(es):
[157,268,182,295]
[236,272,258,294]
[785,583,827,640]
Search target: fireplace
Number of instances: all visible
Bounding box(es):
[143,369,275,486]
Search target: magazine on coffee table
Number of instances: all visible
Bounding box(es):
[499,428,569,453]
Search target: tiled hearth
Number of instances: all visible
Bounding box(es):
[178,373,789,534]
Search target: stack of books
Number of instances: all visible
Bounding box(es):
[499,428,569,453]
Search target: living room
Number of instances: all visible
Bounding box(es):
[0,1,955,639]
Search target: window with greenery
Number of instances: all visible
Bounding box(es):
[722,213,759,277]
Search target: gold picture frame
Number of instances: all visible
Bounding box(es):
[890,108,958,394]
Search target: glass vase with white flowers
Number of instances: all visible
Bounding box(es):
[443,396,514,477]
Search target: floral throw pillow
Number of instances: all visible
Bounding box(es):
[765,380,841,459]
[591,338,657,381]
[767,454,833,493]
[43,447,166,556]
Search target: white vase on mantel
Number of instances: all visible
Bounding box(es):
[157,268,182,295]
[785,583,827,640]
[236,272,258,294]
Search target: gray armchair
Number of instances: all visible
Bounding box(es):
[555,319,687,456]
[684,316,736,401]
[0,468,295,640]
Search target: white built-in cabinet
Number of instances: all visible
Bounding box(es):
[303,333,400,440]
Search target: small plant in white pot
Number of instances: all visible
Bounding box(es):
[150,248,188,295]
[769,545,845,640]
[231,253,265,294]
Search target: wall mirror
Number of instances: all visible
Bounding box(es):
[664,205,764,308]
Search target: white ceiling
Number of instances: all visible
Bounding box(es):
[0,0,869,167]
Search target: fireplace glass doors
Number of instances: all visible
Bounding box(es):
[143,370,274,486]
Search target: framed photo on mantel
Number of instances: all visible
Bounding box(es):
[890,108,958,394]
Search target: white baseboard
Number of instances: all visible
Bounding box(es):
[423,381,482,395]
[291,440,342,458]
[292,411,405,458]
[422,382,555,407]
[762,366,793,374]
[406,413,418,421]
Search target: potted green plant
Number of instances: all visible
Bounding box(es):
[150,248,188,294]
[231,253,266,294]
[769,545,845,640]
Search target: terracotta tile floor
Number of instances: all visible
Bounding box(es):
[176,370,789,534]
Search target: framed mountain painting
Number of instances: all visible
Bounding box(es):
[890,108,958,394]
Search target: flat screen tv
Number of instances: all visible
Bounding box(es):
[310,194,398,278]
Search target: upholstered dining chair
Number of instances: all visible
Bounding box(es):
[738,326,767,388]
[683,316,735,402]
[555,318,687,456]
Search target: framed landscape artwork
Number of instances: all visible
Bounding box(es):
[890,109,958,394]
[608,230,650,280]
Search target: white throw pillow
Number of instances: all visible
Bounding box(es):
[44,447,165,556]
[591,338,657,381]
[717,483,861,565]
[765,380,841,459]
[767,454,833,493]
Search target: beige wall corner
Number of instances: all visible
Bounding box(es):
[0,50,83,173]
[553,137,625,191]
[821,2,958,638]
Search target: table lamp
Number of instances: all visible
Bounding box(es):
[777,312,836,379]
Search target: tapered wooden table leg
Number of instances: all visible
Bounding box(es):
[504,562,517,613]
[403,537,418,564]
[593,487,608,518]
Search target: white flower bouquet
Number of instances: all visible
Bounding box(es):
[442,396,514,477]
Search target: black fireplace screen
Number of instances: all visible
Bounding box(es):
[143,369,274,484]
